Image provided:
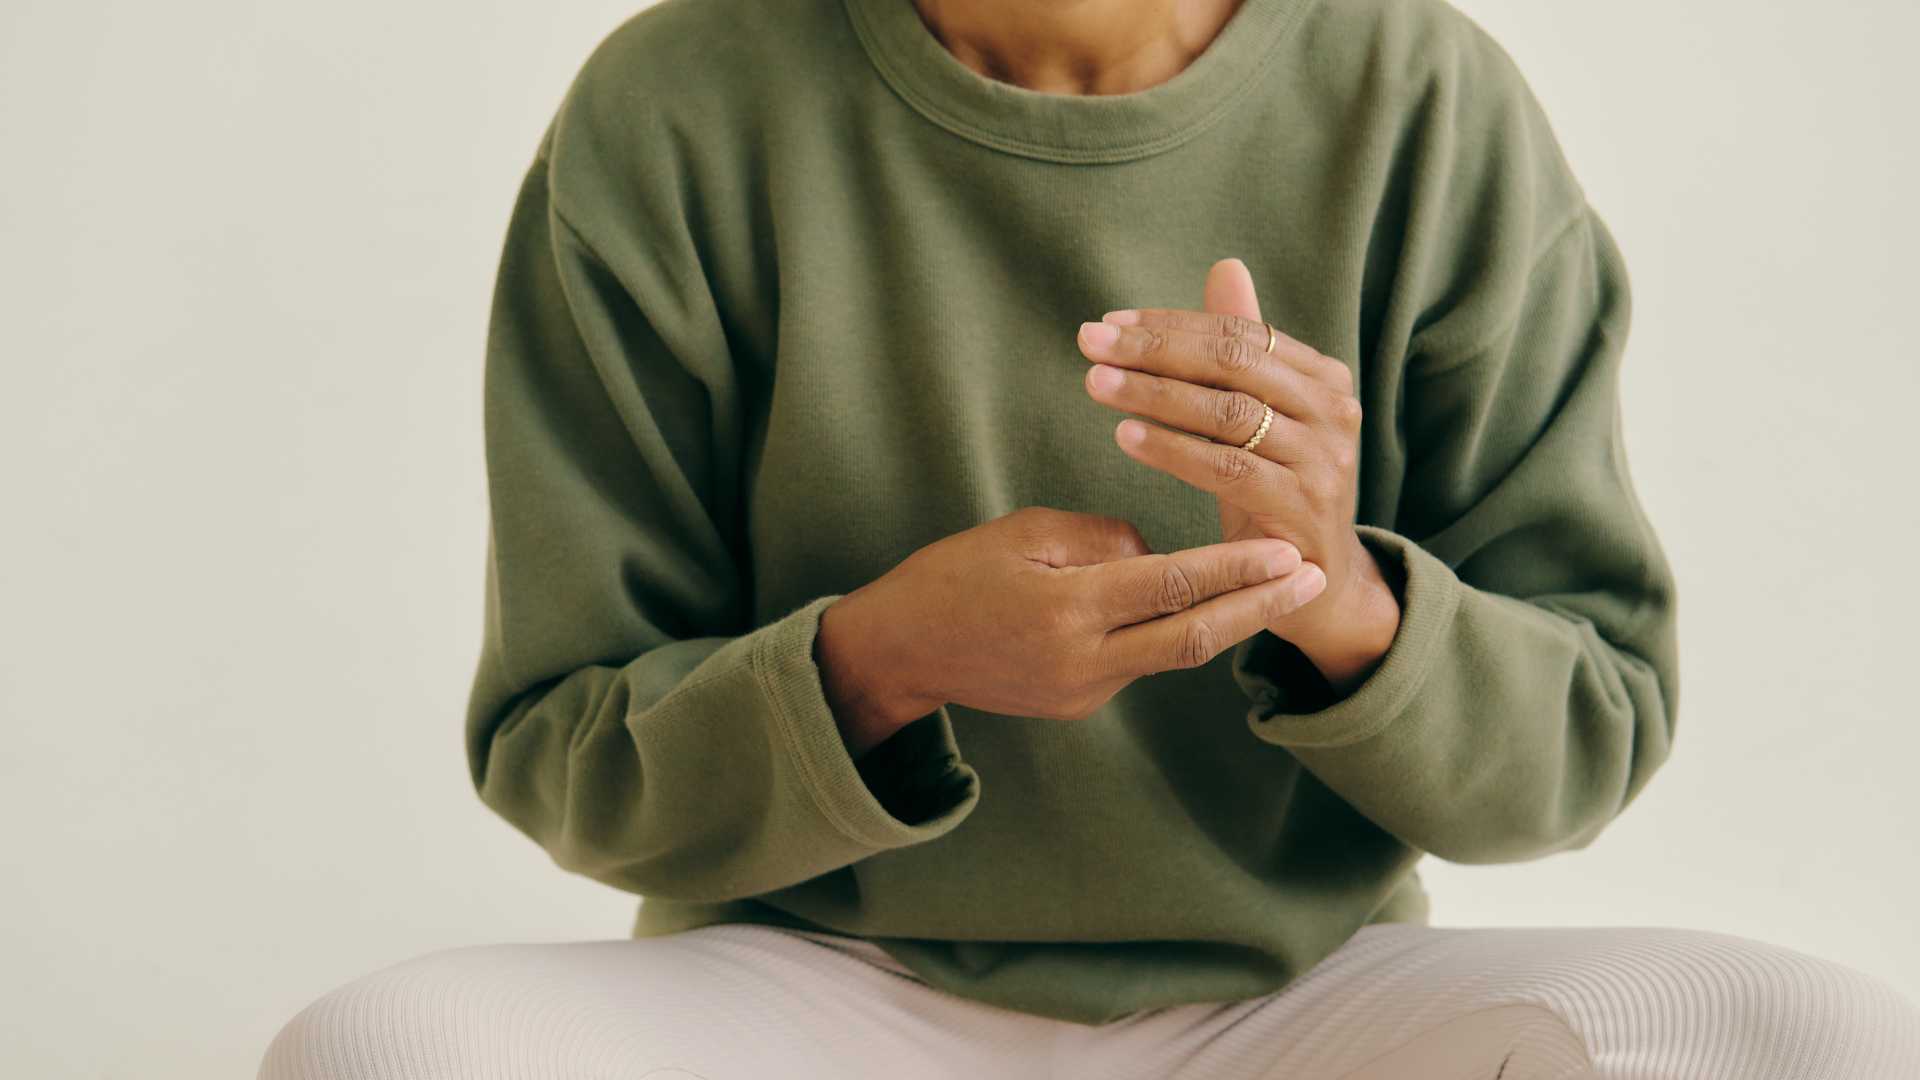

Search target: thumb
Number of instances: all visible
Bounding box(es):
[1204,257,1262,323]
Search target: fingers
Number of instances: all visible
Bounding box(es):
[1080,536,1302,628]
[1113,416,1299,509]
[1101,307,1354,392]
[1085,363,1311,463]
[1100,563,1327,676]
[1076,319,1331,424]
[1201,257,1264,331]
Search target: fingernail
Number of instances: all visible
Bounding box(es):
[1295,563,1326,603]
[1102,309,1140,325]
[1086,364,1124,393]
[1116,419,1146,446]
[1079,321,1119,354]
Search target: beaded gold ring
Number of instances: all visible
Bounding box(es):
[1239,403,1275,452]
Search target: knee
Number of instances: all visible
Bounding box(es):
[1592,929,1920,1079]
[255,944,533,1080]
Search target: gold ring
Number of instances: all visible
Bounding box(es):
[1239,403,1275,452]
[1263,321,1276,354]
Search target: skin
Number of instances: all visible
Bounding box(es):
[818,507,1328,756]
[817,2,1403,758]
[1082,259,1403,697]
[909,0,1248,95]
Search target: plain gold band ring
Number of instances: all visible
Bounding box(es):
[1239,403,1275,452]
[1263,321,1277,354]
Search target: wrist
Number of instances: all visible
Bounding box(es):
[1276,541,1402,694]
[814,589,943,758]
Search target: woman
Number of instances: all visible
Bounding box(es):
[259,0,1920,1075]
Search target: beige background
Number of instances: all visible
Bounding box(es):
[3,1,1916,1076]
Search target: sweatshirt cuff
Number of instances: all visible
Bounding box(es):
[1231,524,1462,749]
[751,594,980,851]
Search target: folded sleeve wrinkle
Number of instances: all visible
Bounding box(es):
[464,143,979,905]
[1231,200,1680,866]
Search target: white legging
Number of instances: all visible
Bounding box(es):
[257,921,1920,1079]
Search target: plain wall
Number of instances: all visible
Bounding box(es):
[2,1,1915,1076]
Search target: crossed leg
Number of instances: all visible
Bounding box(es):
[1086,923,1920,1080]
[257,922,1920,1080]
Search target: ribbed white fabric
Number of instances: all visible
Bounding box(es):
[257,922,1920,1080]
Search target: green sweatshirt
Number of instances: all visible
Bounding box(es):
[465,0,1680,1025]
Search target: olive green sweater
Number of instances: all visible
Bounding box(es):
[465,0,1680,1025]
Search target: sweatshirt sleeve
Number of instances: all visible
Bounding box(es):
[463,138,979,904]
[1228,34,1679,865]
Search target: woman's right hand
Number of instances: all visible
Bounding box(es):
[815,505,1327,757]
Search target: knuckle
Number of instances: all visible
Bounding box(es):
[1328,360,1356,392]
[1005,506,1061,551]
[1305,469,1343,505]
[1138,326,1169,360]
[1334,393,1364,428]
[1210,447,1258,485]
[1215,390,1264,438]
[1213,332,1258,374]
[1154,560,1199,614]
[1138,368,1168,400]
[1330,441,1357,473]
[1106,517,1151,557]
[1174,618,1221,669]
[1009,504,1058,531]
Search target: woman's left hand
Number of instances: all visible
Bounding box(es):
[1075,257,1400,688]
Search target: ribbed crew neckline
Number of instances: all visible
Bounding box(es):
[840,0,1312,164]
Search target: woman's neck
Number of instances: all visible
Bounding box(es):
[909,0,1246,95]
